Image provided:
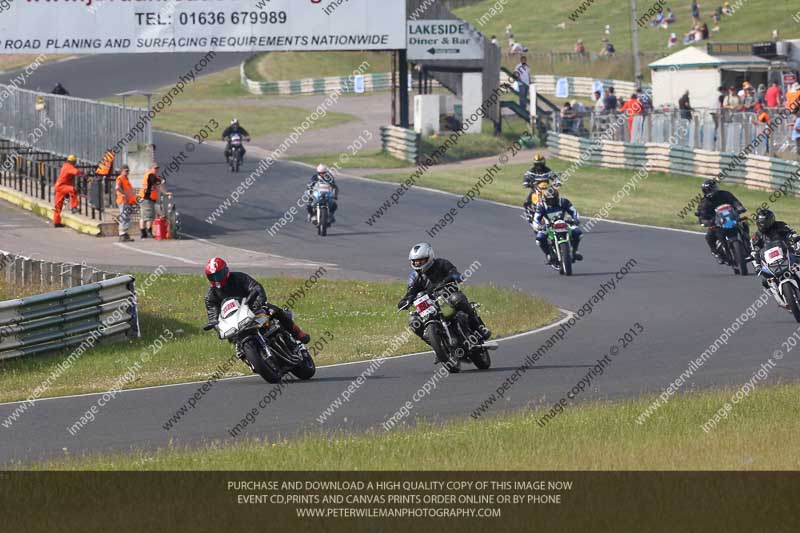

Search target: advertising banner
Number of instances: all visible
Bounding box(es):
[0,0,407,54]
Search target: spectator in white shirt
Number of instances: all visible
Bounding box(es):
[514,56,531,112]
[593,90,606,114]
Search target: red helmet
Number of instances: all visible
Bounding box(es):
[205,257,230,288]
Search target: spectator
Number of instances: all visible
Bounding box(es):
[742,86,758,112]
[691,1,700,22]
[603,87,618,113]
[765,81,782,108]
[664,8,676,24]
[599,38,615,56]
[574,39,586,54]
[785,82,800,112]
[619,93,644,139]
[510,39,527,54]
[793,108,800,157]
[723,86,741,111]
[756,104,771,155]
[505,24,513,37]
[560,103,579,134]
[593,90,606,114]
[738,80,752,101]
[700,23,709,40]
[514,55,531,112]
[717,85,726,110]
[651,9,665,27]
[636,87,652,112]
[668,32,678,47]
[490,35,498,46]
[678,90,693,120]
[722,1,732,15]
[756,83,767,105]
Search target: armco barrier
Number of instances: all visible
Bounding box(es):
[241,62,393,96]
[380,126,420,164]
[547,132,800,194]
[0,251,139,360]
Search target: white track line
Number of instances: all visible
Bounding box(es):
[0,309,574,408]
[180,232,337,269]
[112,242,201,265]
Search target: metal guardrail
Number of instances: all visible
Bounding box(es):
[0,251,138,361]
[0,84,150,165]
[547,131,800,194]
[380,126,420,164]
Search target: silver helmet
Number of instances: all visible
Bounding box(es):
[409,242,434,272]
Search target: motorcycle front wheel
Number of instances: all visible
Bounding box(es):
[426,322,460,373]
[242,338,282,383]
[781,283,800,323]
[731,240,748,276]
[558,241,573,276]
[291,349,316,380]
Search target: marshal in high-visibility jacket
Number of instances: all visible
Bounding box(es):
[139,166,162,202]
[115,169,137,206]
[95,150,115,176]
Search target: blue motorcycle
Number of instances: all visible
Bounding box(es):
[710,203,751,275]
[311,182,334,237]
[753,239,800,322]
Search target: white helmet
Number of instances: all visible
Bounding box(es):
[409,243,434,272]
[231,118,239,126]
[316,163,329,175]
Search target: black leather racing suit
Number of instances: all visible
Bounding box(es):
[398,258,486,341]
[695,190,748,255]
[222,125,250,159]
[205,271,296,334]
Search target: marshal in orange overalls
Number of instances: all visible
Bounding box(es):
[53,156,82,226]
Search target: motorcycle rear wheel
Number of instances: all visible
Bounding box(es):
[731,240,748,276]
[242,338,282,383]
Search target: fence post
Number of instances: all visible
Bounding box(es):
[60,263,70,288]
[13,257,23,285]
[21,258,32,286]
[31,260,42,288]
[70,264,82,287]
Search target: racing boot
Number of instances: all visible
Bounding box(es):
[291,324,311,344]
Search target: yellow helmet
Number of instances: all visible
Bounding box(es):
[533,154,546,164]
[536,181,551,191]
[67,154,77,163]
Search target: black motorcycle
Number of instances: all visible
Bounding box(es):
[226,133,247,173]
[400,282,496,373]
[707,203,751,275]
[205,293,315,383]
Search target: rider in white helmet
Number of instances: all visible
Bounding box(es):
[306,163,339,223]
[397,243,491,343]
[221,118,251,161]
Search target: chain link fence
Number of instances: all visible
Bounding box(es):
[0,84,150,165]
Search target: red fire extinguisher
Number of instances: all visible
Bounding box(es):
[153,216,168,240]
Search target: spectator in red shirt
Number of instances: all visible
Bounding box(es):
[765,82,782,108]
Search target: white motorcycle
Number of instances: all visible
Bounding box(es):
[205,294,315,383]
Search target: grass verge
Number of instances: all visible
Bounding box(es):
[29,382,800,470]
[367,160,800,231]
[0,274,557,403]
[244,51,393,82]
[102,67,357,138]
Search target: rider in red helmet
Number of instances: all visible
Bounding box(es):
[203,257,311,345]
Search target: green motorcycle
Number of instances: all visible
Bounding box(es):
[545,217,577,276]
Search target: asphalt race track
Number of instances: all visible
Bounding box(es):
[1,56,798,465]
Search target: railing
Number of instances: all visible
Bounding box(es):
[554,108,798,160]
[547,131,800,194]
[0,252,139,361]
[0,138,115,221]
[241,62,395,96]
[381,126,420,164]
[0,85,150,165]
